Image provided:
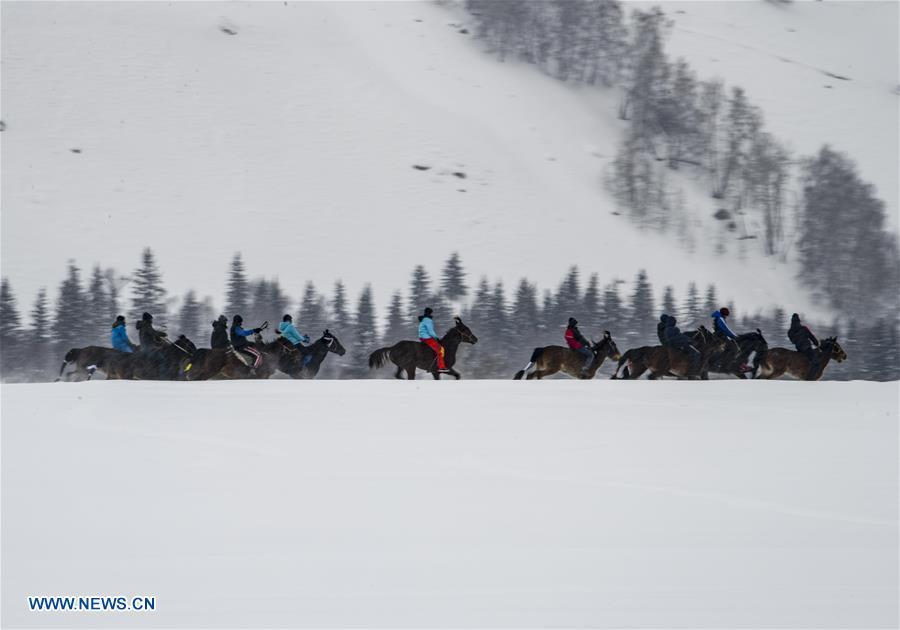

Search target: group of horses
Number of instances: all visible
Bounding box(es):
[57,330,347,381]
[56,315,847,382]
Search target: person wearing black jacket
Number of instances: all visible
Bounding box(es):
[135,312,167,352]
[210,315,229,349]
[788,313,820,378]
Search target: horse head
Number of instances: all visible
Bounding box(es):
[592,330,620,361]
[823,337,847,363]
[453,316,478,344]
[321,330,346,356]
[172,334,197,356]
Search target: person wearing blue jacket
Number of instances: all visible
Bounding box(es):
[711,307,737,340]
[417,307,447,371]
[230,315,266,370]
[277,314,310,348]
[111,315,135,352]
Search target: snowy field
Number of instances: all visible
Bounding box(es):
[2,380,897,628]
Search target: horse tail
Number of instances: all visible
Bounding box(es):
[56,348,78,381]
[368,347,392,370]
[513,348,544,380]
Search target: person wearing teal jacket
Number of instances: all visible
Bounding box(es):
[278,314,310,347]
[111,315,135,352]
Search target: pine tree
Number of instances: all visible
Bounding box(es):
[602,282,623,331]
[349,285,378,378]
[628,270,655,344]
[383,291,407,343]
[408,265,432,324]
[53,262,89,352]
[330,281,350,335]
[683,282,700,323]
[178,290,205,341]
[440,252,468,303]
[555,266,581,322]
[130,247,167,326]
[299,282,327,339]
[582,273,602,334]
[703,284,718,317]
[225,253,250,318]
[662,285,677,318]
[0,278,23,379]
[87,265,110,345]
[511,279,540,344]
[29,288,53,380]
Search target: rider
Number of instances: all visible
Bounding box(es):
[661,314,701,373]
[230,314,266,369]
[657,314,671,345]
[210,315,229,349]
[277,314,310,349]
[711,306,749,372]
[565,317,594,377]
[111,315,136,353]
[135,312,167,352]
[418,307,447,371]
[788,313,820,377]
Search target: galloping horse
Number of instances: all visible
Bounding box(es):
[612,326,725,380]
[754,336,847,380]
[278,331,346,379]
[701,329,768,379]
[368,317,478,379]
[56,346,130,381]
[111,335,198,380]
[183,333,282,380]
[513,331,621,380]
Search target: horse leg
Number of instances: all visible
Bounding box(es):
[394,365,404,380]
[448,368,461,380]
[406,366,416,380]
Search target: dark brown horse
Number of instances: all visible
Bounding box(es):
[512,331,621,380]
[56,346,131,381]
[111,335,198,380]
[276,331,346,379]
[701,329,768,379]
[612,326,725,380]
[182,334,282,380]
[754,337,847,380]
[368,317,478,379]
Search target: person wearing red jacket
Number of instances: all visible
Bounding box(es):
[565,317,594,377]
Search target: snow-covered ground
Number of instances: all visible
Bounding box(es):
[4,1,895,319]
[2,380,897,628]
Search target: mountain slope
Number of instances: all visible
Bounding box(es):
[3,1,890,323]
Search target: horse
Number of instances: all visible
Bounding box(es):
[277,330,346,379]
[368,316,478,379]
[612,326,725,380]
[182,333,278,380]
[512,331,621,380]
[111,335,198,380]
[754,336,847,381]
[56,346,132,381]
[702,329,768,379]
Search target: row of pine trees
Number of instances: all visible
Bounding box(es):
[0,250,897,381]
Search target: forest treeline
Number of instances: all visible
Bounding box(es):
[463,0,900,322]
[1,249,897,382]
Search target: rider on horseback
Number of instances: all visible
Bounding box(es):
[418,307,447,371]
[565,317,593,377]
[277,314,310,349]
[661,314,701,373]
[710,307,750,373]
[230,315,266,370]
[211,315,229,349]
[135,312,167,352]
[111,315,136,353]
[788,313,820,378]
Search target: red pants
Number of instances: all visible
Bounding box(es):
[420,338,446,370]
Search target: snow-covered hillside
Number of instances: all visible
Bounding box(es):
[2,380,897,627]
[6,1,894,321]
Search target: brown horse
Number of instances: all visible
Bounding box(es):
[754,337,847,380]
[56,346,131,381]
[612,326,725,380]
[183,334,285,380]
[512,331,621,380]
[368,317,478,379]
[276,331,346,379]
[109,335,198,380]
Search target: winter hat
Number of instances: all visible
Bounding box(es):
[660,314,669,323]
[142,312,153,321]
[719,307,730,317]
[423,307,433,318]
[233,314,243,324]
[568,317,578,327]
[217,315,227,324]
[115,315,125,323]
[283,314,292,322]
